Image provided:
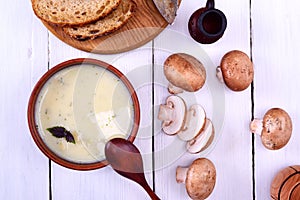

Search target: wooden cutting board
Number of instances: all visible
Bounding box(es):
[43,0,168,54]
[271,165,300,200]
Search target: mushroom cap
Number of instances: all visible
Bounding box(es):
[164,53,206,92]
[220,50,254,91]
[185,158,216,200]
[261,108,292,150]
[177,104,206,141]
[158,95,186,135]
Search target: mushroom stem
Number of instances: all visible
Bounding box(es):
[216,66,224,83]
[158,104,174,122]
[176,166,189,183]
[250,118,263,136]
[168,83,184,94]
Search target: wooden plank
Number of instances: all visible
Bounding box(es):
[0,1,49,200]
[8,0,300,199]
[48,34,154,199]
[154,0,253,199]
[252,0,300,199]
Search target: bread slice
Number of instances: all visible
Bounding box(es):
[32,0,122,26]
[63,0,136,40]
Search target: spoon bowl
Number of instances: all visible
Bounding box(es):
[105,138,160,200]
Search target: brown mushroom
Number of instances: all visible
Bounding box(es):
[176,158,216,200]
[157,95,186,135]
[216,50,254,91]
[250,108,292,150]
[164,53,206,94]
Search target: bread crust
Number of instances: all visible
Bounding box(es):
[32,0,122,26]
[63,0,137,40]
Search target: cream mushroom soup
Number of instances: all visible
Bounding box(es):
[35,64,134,164]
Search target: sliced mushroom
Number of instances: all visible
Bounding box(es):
[250,108,292,150]
[187,118,215,154]
[158,95,186,135]
[216,50,254,91]
[177,104,206,141]
[164,53,206,94]
[176,158,216,200]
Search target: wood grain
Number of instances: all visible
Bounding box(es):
[271,166,300,200]
[3,0,300,199]
[0,1,49,200]
[43,0,167,54]
[252,0,300,199]
[153,0,253,199]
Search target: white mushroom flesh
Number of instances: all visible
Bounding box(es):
[158,104,174,122]
[176,166,189,183]
[216,66,224,83]
[250,118,263,136]
[177,104,206,141]
[168,83,184,94]
[187,118,214,154]
[157,95,186,135]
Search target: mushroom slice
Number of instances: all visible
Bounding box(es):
[250,108,292,150]
[186,118,214,154]
[176,158,216,200]
[177,104,206,141]
[164,53,206,93]
[157,95,186,135]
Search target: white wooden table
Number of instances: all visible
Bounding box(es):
[1,0,300,199]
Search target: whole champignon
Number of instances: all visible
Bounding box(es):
[250,108,292,150]
[164,53,206,94]
[187,118,215,154]
[177,104,206,141]
[176,158,216,200]
[157,95,186,135]
[216,50,254,91]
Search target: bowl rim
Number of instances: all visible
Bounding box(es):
[27,58,140,170]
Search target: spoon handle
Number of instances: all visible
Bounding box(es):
[142,184,161,200]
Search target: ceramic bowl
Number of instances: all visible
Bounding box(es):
[28,58,140,170]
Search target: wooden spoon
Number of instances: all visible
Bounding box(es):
[105,138,160,200]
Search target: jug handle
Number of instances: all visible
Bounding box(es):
[206,0,215,9]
